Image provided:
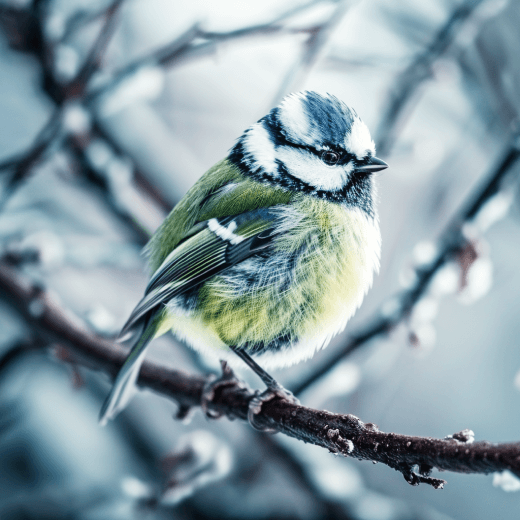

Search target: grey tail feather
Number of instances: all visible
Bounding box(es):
[99,319,157,426]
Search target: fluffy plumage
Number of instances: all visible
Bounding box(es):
[100,91,386,424]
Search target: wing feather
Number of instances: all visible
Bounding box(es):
[120,210,278,336]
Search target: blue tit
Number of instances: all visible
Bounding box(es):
[100,91,387,425]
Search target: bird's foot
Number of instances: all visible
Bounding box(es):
[248,383,300,433]
[201,360,246,419]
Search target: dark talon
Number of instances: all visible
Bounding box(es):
[201,361,245,419]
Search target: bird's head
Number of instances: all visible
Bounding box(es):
[230,91,387,217]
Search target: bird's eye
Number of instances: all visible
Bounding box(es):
[321,150,340,166]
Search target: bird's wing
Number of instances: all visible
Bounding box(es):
[102,177,294,425]
[120,208,278,337]
[146,162,294,273]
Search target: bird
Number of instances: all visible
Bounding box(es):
[99,91,387,427]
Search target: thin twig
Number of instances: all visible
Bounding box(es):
[0,109,63,209]
[86,0,333,102]
[0,156,20,172]
[67,0,125,97]
[0,339,46,374]
[375,0,485,157]
[271,0,352,104]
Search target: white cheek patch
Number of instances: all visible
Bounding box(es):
[276,147,353,191]
[345,118,375,160]
[242,123,277,175]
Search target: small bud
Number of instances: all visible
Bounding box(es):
[412,241,437,267]
[493,471,520,492]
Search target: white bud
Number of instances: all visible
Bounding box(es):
[45,13,66,40]
[62,102,91,135]
[85,139,113,170]
[86,304,117,335]
[55,45,80,82]
[410,296,438,326]
[412,241,437,267]
[380,297,402,319]
[430,263,459,296]
[493,471,520,492]
[473,191,513,232]
[458,257,493,305]
[121,476,152,499]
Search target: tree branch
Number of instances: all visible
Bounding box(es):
[86,0,338,102]
[1,260,519,489]
[271,0,351,104]
[375,0,490,157]
[66,0,124,98]
[0,109,63,209]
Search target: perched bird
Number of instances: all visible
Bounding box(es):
[100,91,387,426]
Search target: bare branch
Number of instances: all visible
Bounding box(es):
[0,109,63,209]
[0,156,21,172]
[375,0,491,157]
[66,129,166,242]
[60,5,119,43]
[0,338,46,374]
[67,0,124,96]
[293,132,520,395]
[1,260,519,489]
[86,0,337,102]
[271,0,351,104]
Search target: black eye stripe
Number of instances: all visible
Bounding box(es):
[271,133,356,164]
[257,116,364,167]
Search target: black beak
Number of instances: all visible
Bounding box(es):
[355,156,388,173]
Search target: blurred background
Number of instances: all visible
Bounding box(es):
[0,0,520,518]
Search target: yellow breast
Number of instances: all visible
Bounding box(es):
[256,197,381,368]
[164,197,380,370]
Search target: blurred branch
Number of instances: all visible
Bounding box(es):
[0,156,21,172]
[0,109,63,209]
[0,0,167,239]
[87,0,342,102]
[66,129,166,241]
[271,0,351,104]
[60,4,120,43]
[67,0,124,95]
[375,0,499,157]
[0,0,124,205]
[0,338,46,374]
[293,131,520,396]
[1,261,520,490]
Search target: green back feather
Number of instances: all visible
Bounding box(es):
[147,159,294,272]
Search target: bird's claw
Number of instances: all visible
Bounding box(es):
[201,360,245,419]
[247,384,300,433]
